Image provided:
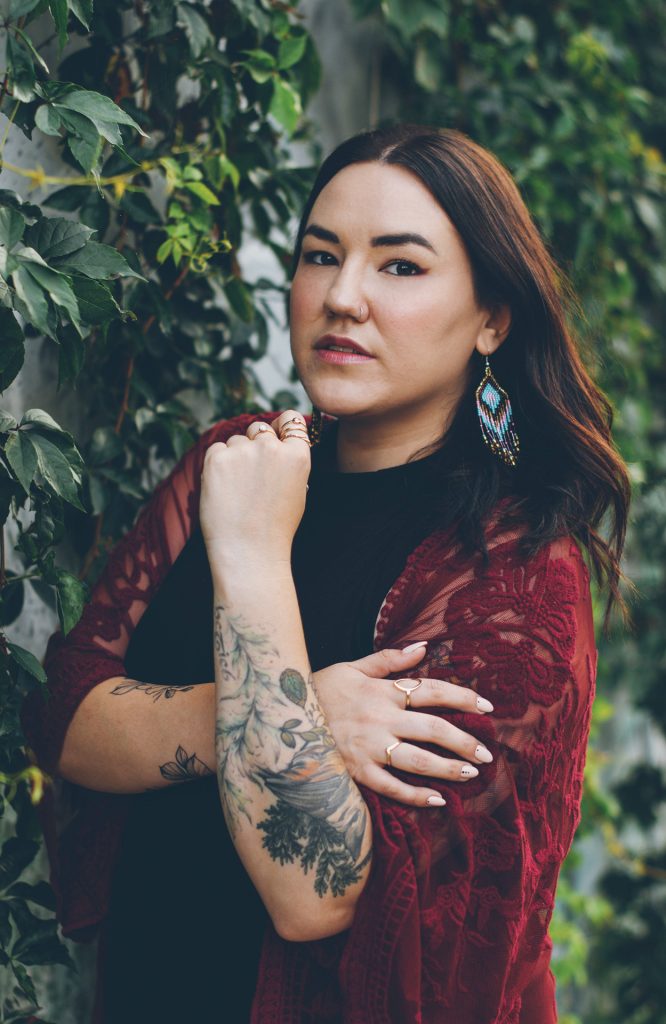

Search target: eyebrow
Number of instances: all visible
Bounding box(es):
[303,224,437,253]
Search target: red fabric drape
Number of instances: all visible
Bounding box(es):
[24,414,596,1022]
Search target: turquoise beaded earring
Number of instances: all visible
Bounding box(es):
[475,356,520,466]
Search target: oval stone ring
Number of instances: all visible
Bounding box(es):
[392,677,423,710]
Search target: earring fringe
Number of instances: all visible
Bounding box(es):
[308,407,323,446]
[475,357,520,467]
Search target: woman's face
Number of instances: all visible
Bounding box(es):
[290,162,507,437]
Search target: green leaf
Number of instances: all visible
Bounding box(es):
[15,25,50,74]
[0,207,26,250]
[23,262,81,333]
[56,240,145,280]
[156,239,174,264]
[277,34,308,70]
[9,901,73,968]
[11,959,38,1004]
[242,48,276,68]
[0,901,11,950]
[218,155,240,191]
[7,881,57,911]
[0,574,25,627]
[68,0,92,28]
[42,185,86,212]
[57,327,86,384]
[0,410,18,431]
[279,668,307,708]
[24,217,93,262]
[382,0,449,40]
[57,109,104,173]
[35,103,63,136]
[280,730,296,748]
[6,34,36,103]
[88,425,124,465]
[48,0,69,48]
[11,264,54,338]
[118,191,161,225]
[20,409,65,433]
[269,77,302,136]
[56,89,148,138]
[0,837,41,889]
[5,430,37,494]
[183,181,220,205]
[0,309,25,392]
[225,277,254,322]
[10,0,43,16]
[282,718,302,729]
[55,568,87,635]
[176,3,214,59]
[29,432,84,510]
[71,276,122,325]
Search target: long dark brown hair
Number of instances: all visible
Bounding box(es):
[292,124,631,622]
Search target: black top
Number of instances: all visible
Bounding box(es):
[103,420,447,1023]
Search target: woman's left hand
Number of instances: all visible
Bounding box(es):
[200,410,311,568]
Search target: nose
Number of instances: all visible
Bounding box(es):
[324,263,368,323]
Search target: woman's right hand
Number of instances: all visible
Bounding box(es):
[313,643,494,807]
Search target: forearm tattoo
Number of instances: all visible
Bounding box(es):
[214,605,370,898]
[159,745,214,783]
[111,681,195,702]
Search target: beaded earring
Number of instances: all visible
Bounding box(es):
[307,406,323,446]
[475,356,520,467]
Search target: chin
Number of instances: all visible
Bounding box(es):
[300,379,378,421]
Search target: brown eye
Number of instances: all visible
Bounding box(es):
[303,251,337,266]
[384,260,423,276]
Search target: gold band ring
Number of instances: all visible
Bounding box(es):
[253,423,276,438]
[279,428,312,446]
[385,740,401,768]
[392,678,423,710]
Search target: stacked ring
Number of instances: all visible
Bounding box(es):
[279,417,311,446]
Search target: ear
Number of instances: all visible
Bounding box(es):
[475,304,511,357]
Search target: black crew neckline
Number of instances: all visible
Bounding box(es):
[311,417,443,487]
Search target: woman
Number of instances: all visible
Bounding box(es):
[27,125,629,1022]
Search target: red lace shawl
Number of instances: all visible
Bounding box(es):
[25,413,596,1023]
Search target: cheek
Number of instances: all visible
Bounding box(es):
[290,271,319,329]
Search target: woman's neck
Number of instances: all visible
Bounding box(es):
[334,417,445,473]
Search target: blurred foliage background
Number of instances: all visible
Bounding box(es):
[0,0,665,1021]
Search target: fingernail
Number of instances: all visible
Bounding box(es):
[402,640,428,653]
[476,696,494,713]
[426,794,446,806]
[475,745,493,763]
[460,765,479,778]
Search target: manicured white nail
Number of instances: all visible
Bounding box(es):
[402,640,428,653]
[475,745,493,763]
[426,794,446,806]
[460,765,479,778]
[476,696,494,713]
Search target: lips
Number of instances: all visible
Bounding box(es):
[314,334,374,357]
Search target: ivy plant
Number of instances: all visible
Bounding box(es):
[0,0,319,1018]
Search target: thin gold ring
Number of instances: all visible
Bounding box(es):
[385,740,401,768]
[392,677,422,710]
[283,416,306,427]
[253,423,276,438]
[279,428,312,446]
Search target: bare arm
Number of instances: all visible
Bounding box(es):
[212,560,372,942]
[58,678,215,792]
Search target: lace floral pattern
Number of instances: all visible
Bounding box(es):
[23,416,596,1022]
